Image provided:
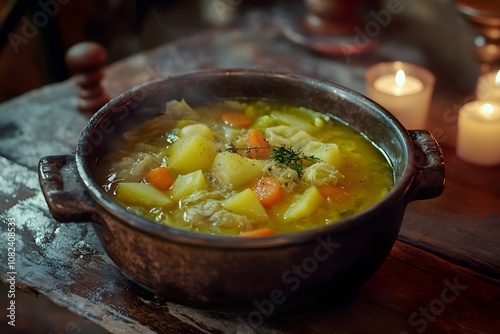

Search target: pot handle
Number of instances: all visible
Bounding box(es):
[407,130,445,201]
[38,154,99,223]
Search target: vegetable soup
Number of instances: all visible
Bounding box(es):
[96,100,394,236]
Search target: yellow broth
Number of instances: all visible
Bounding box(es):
[96,100,394,236]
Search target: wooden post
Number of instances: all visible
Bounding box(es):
[65,42,110,114]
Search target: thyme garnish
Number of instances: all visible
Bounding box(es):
[227,143,319,177]
[271,146,319,177]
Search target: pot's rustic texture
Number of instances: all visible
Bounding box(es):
[38,69,444,311]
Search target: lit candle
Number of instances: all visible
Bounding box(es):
[456,101,500,166]
[476,69,500,102]
[374,69,424,96]
[366,61,435,129]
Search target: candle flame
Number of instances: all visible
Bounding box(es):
[495,70,500,86]
[480,103,494,116]
[395,69,406,87]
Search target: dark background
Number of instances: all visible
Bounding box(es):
[0,0,288,103]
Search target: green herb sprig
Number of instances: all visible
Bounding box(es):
[271,146,318,177]
[227,143,318,177]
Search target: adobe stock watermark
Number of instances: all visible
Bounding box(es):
[81,64,166,157]
[430,94,476,144]
[430,72,500,145]
[8,0,72,54]
[400,277,467,334]
[5,217,17,327]
[341,0,415,64]
[238,235,341,330]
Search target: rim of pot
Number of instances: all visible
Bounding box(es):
[75,69,415,249]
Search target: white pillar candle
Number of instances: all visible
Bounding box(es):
[374,70,424,96]
[456,101,500,166]
[476,70,500,102]
[366,62,435,129]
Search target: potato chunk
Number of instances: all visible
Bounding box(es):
[179,124,214,141]
[211,152,265,188]
[167,134,217,174]
[116,183,172,207]
[283,186,323,221]
[170,170,208,201]
[223,188,269,221]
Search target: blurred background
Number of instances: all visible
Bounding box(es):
[0,0,290,103]
[0,0,482,103]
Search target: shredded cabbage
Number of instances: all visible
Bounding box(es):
[302,162,344,187]
[265,125,316,147]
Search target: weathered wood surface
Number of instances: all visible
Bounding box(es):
[1,2,500,333]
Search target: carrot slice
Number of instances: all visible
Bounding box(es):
[250,176,284,208]
[318,183,348,203]
[222,112,253,128]
[246,129,272,159]
[240,227,276,237]
[145,166,175,191]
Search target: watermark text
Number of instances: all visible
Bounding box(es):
[6,217,17,327]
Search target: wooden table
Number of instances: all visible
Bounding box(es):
[1,2,499,333]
